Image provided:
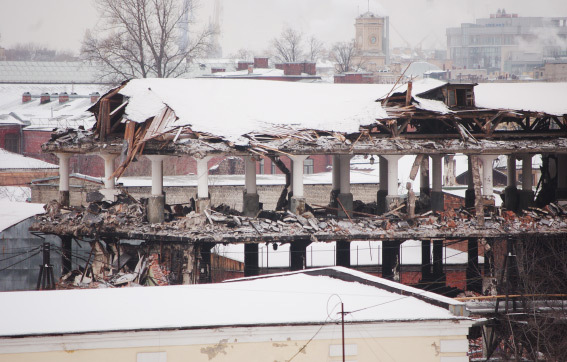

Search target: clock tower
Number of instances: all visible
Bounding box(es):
[354,11,389,71]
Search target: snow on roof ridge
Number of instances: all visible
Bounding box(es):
[224,266,464,309]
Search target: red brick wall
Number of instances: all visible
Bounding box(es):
[444,192,465,210]
[0,125,22,152]
[23,130,51,156]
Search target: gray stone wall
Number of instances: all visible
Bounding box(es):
[32,183,380,211]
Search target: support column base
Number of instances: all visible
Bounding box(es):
[196,198,211,214]
[386,195,403,212]
[59,190,70,207]
[504,186,518,211]
[337,193,353,218]
[465,189,475,208]
[329,189,340,208]
[430,191,444,212]
[518,190,535,210]
[377,190,388,215]
[147,195,165,224]
[243,192,260,217]
[290,197,306,215]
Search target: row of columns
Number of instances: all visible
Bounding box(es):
[54,152,567,215]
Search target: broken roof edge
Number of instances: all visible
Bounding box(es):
[224,266,467,316]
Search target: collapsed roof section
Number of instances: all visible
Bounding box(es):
[42,78,567,180]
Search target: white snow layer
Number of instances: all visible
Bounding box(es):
[0,148,58,170]
[0,201,45,232]
[0,267,463,337]
[475,82,567,116]
[119,78,391,142]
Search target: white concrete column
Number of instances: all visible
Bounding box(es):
[244,156,257,194]
[332,155,341,191]
[382,155,402,197]
[379,156,388,191]
[147,155,168,196]
[196,156,213,199]
[101,153,118,189]
[56,153,71,192]
[339,155,351,194]
[478,155,499,196]
[290,155,308,198]
[431,154,443,193]
[521,154,533,191]
[507,155,516,188]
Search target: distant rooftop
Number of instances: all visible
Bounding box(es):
[0,61,110,84]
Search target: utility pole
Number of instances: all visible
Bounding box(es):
[341,302,345,362]
[36,243,56,290]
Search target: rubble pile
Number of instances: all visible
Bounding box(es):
[32,191,567,243]
[57,252,170,289]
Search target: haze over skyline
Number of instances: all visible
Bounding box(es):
[0,0,565,57]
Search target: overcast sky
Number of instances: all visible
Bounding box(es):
[0,0,565,56]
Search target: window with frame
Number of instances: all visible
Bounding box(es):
[4,133,19,153]
[304,158,314,174]
[259,159,264,174]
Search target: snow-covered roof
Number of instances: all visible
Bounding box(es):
[0,149,58,170]
[0,113,24,125]
[119,78,394,143]
[0,83,110,130]
[0,201,45,232]
[475,82,567,116]
[0,267,466,337]
[214,239,483,268]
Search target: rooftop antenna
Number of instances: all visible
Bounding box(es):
[368,0,370,12]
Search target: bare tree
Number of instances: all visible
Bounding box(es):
[488,235,567,361]
[306,36,325,63]
[330,40,363,73]
[81,0,213,82]
[229,48,254,61]
[4,43,77,61]
[271,27,304,63]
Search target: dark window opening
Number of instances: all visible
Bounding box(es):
[4,133,20,153]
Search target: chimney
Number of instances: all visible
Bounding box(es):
[248,65,254,74]
[40,93,51,104]
[254,57,269,69]
[90,92,100,103]
[22,92,32,103]
[237,61,253,71]
[59,92,69,103]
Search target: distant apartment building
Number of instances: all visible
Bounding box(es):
[446,9,567,75]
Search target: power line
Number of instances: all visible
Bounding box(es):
[0,251,41,273]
